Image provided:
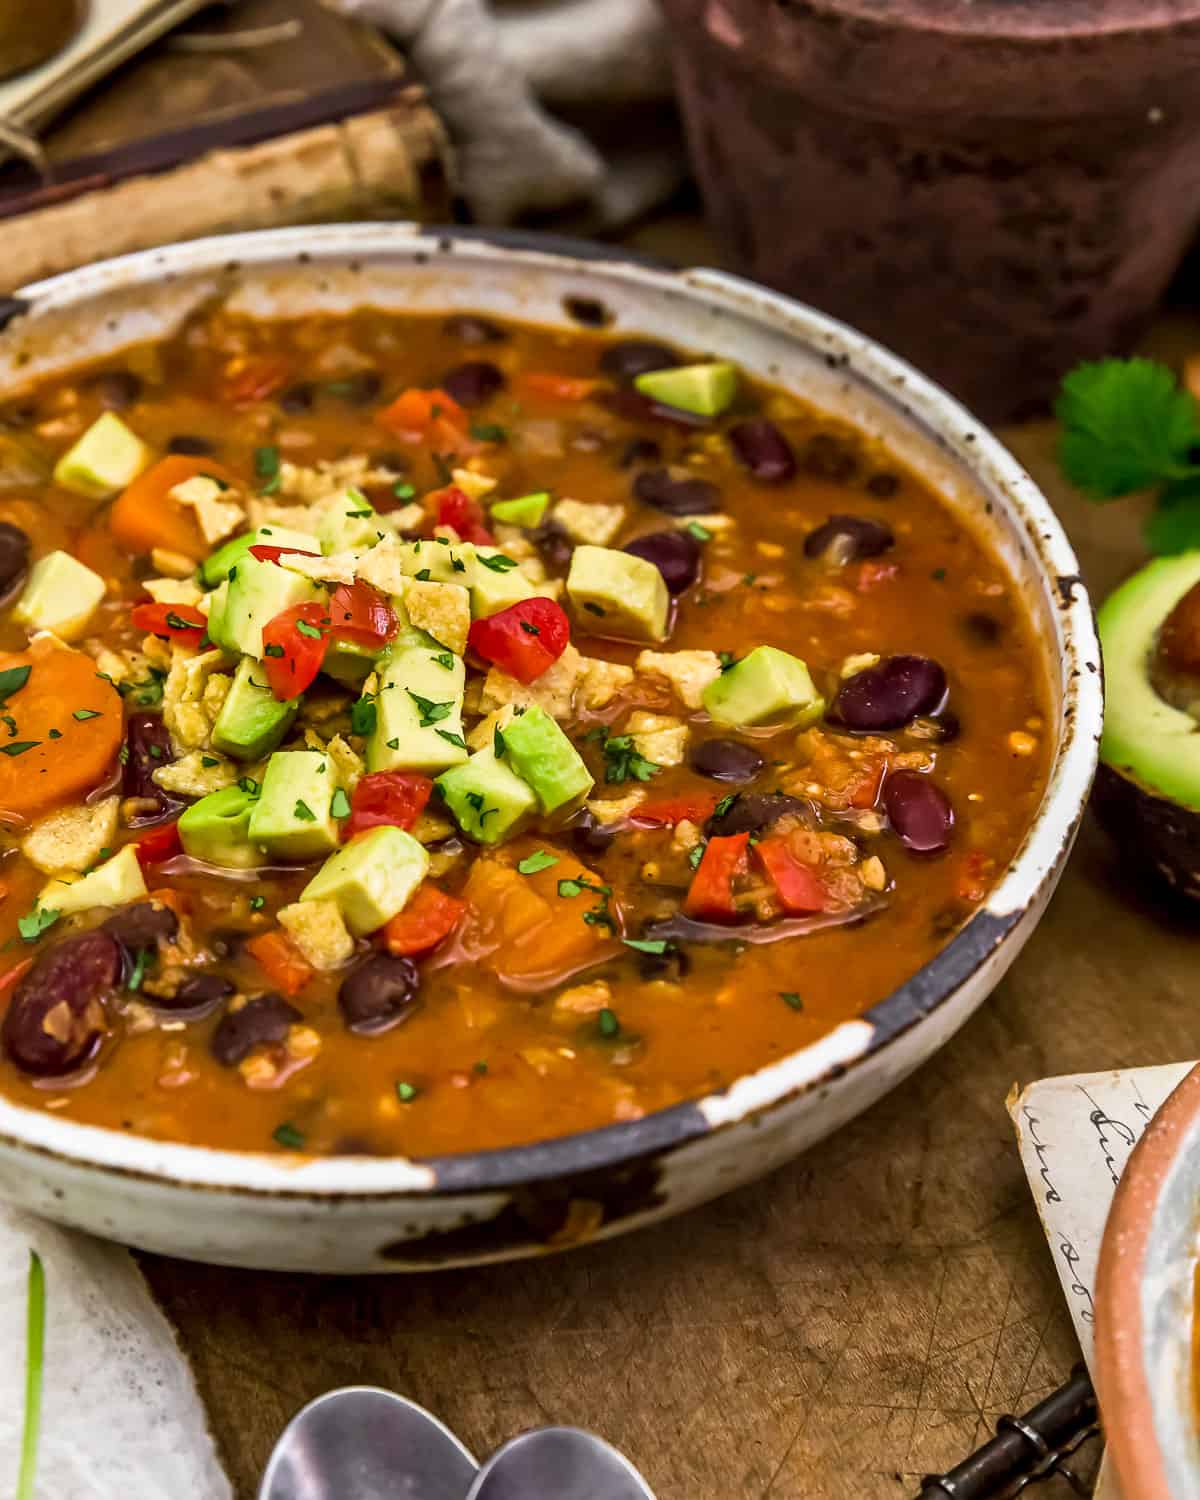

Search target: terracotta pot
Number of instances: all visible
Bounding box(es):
[659,0,1200,421]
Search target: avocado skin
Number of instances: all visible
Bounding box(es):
[1093,760,1200,903]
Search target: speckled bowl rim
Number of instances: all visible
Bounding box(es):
[0,223,1103,1201]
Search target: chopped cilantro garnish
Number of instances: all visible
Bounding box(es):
[474,1059,489,1075]
[164,611,201,632]
[295,619,323,640]
[780,992,804,1011]
[718,651,738,673]
[465,791,485,812]
[519,620,540,636]
[263,642,285,658]
[255,444,282,494]
[0,664,30,703]
[597,1008,620,1039]
[517,850,559,875]
[414,568,432,582]
[393,480,416,500]
[477,552,519,573]
[558,875,611,899]
[712,792,738,820]
[433,652,454,669]
[72,709,101,721]
[436,729,468,749]
[686,522,712,542]
[395,1081,420,1103]
[687,841,706,870]
[493,724,506,757]
[594,731,660,786]
[294,799,316,821]
[46,730,61,742]
[583,601,605,616]
[470,423,507,443]
[387,737,400,750]
[127,948,149,992]
[451,556,467,573]
[407,689,453,727]
[272,1122,305,1150]
[331,787,351,819]
[250,895,265,911]
[624,937,670,955]
[931,568,946,582]
[201,755,220,768]
[351,696,377,736]
[17,906,59,942]
[1,716,15,737]
[0,741,39,757]
[238,776,260,796]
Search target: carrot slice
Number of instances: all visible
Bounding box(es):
[109,455,237,561]
[247,930,313,997]
[0,641,123,824]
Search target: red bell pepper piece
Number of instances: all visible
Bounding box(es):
[754,836,831,915]
[630,792,721,827]
[516,371,599,403]
[246,930,313,998]
[382,883,467,956]
[683,832,749,920]
[223,355,291,407]
[435,486,494,545]
[377,387,469,444]
[345,771,433,839]
[467,597,570,684]
[129,602,208,643]
[249,544,321,565]
[135,819,182,868]
[261,601,330,701]
[326,580,398,649]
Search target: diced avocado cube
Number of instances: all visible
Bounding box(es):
[633,361,738,417]
[206,579,232,649]
[499,705,593,813]
[178,785,266,869]
[248,750,339,860]
[437,746,538,845]
[471,548,536,618]
[566,544,669,642]
[40,844,148,916]
[398,538,476,586]
[302,825,429,935]
[323,638,381,688]
[222,552,321,659]
[491,491,550,528]
[317,491,381,554]
[367,645,467,774]
[13,550,106,641]
[252,523,320,554]
[202,531,254,588]
[211,656,298,761]
[702,645,824,727]
[53,412,154,498]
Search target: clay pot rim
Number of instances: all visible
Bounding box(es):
[800,0,1200,42]
[1095,1062,1200,1500]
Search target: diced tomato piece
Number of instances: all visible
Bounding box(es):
[382,883,467,956]
[249,544,321,565]
[849,758,887,810]
[377,387,468,443]
[684,833,750,920]
[345,771,433,839]
[135,820,182,868]
[754,836,831,915]
[435,486,494,545]
[517,371,599,402]
[261,601,330,701]
[246,930,313,998]
[630,793,721,827]
[130,601,208,643]
[224,355,291,406]
[956,849,996,904]
[325,580,398,649]
[467,597,570,684]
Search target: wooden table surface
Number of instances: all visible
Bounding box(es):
[139,223,1200,1500]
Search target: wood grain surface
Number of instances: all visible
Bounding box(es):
[137,289,1195,1500]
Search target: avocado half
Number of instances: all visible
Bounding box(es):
[1094,551,1200,901]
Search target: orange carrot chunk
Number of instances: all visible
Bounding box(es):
[109,455,237,561]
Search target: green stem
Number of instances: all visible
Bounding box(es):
[16,1250,45,1500]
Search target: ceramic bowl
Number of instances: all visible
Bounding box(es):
[0,224,1103,1271]
[1096,1063,1200,1498]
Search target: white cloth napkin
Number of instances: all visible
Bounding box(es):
[0,1210,230,1498]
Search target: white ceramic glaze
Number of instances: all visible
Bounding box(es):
[0,225,1102,1271]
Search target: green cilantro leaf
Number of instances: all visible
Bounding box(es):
[351,696,377,736]
[594,731,660,786]
[624,937,670,955]
[436,728,468,749]
[686,521,712,542]
[238,776,260,796]
[432,652,455,669]
[331,787,351,819]
[393,480,416,500]
[0,664,30,703]
[17,905,60,942]
[127,948,150,992]
[0,741,39,757]
[477,553,519,573]
[470,423,507,444]
[1057,358,1200,498]
[407,689,453,727]
[164,611,201,633]
[395,1080,420,1102]
[295,619,323,640]
[255,444,283,495]
[263,642,285,658]
[72,709,101,722]
[294,799,316,821]
[718,651,738,673]
[597,1008,621,1039]
[493,724,506,757]
[780,991,804,1011]
[1144,480,1200,555]
[517,850,559,875]
[272,1122,305,1150]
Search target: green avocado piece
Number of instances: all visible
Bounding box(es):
[703,645,824,727]
[221,552,321,659]
[1099,552,1200,809]
[317,491,382,554]
[436,746,538,844]
[490,491,550,528]
[53,412,154,498]
[205,580,232,650]
[367,645,467,774]
[565,544,669,642]
[323,637,381,688]
[302,825,429,935]
[247,750,339,859]
[470,548,536,618]
[202,531,255,588]
[499,705,593,813]
[633,361,738,417]
[178,785,266,869]
[210,656,298,761]
[398,538,477,586]
[13,549,107,641]
[40,845,148,917]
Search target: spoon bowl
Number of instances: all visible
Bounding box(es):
[467,1427,657,1500]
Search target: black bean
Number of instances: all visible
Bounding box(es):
[339,955,421,1036]
[122,713,179,822]
[441,361,505,408]
[277,382,315,413]
[729,420,796,484]
[0,521,30,594]
[2,931,120,1077]
[691,738,764,784]
[530,518,575,572]
[633,940,690,982]
[210,993,301,1066]
[329,370,382,407]
[601,388,711,429]
[619,437,662,468]
[705,792,810,838]
[102,900,178,954]
[866,472,900,498]
[623,530,701,594]
[166,434,217,456]
[599,340,678,383]
[962,611,1003,646]
[568,809,617,856]
[633,467,721,516]
[884,771,954,853]
[804,514,895,563]
[154,971,234,1016]
[564,295,612,327]
[830,655,947,732]
[443,314,506,345]
[88,370,142,410]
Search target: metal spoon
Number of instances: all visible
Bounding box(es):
[258,1385,479,1500]
[467,1427,658,1500]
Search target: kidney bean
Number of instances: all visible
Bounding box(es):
[623,530,701,594]
[568,808,616,856]
[619,436,661,469]
[804,514,895,564]
[210,992,301,1066]
[167,434,217,456]
[0,521,30,594]
[633,467,721,516]
[122,714,179,823]
[729,420,796,484]
[88,370,142,410]
[884,770,954,853]
[601,388,711,429]
[599,340,678,383]
[691,738,764,784]
[442,361,505,408]
[102,900,178,954]
[705,792,810,838]
[2,931,120,1077]
[339,955,421,1036]
[443,313,506,345]
[277,382,315,412]
[831,655,947,731]
[530,518,575,572]
[154,971,234,1016]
